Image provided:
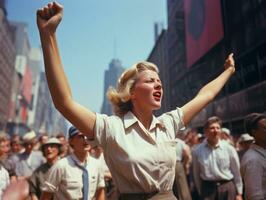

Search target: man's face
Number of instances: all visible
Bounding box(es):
[23,141,35,153]
[70,133,91,154]
[254,118,266,144]
[205,122,221,144]
[0,140,10,156]
[43,144,60,161]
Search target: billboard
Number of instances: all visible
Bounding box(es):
[184,0,224,68]
[21,65,32,105]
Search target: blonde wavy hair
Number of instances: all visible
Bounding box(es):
[107,61,159,116]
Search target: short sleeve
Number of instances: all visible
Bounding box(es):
[42,162,63,193]
[162,107,185,136]
[94,113,110,147]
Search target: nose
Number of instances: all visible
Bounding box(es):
[155,81,162,90]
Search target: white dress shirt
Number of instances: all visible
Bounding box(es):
[43,153,105,200]
[192,139,243,195]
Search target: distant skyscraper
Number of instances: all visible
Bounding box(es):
[101,59,125,115]
[154,22,164,42]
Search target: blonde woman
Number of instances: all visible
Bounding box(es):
[37,2,236,200]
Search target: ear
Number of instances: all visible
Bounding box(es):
[130,88,136,100]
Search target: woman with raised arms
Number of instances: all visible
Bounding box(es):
[37,2,236,200]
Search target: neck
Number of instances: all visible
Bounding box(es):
[207,139,219,147]
[74,151,88,163]
[132,107,153,129]
[47,157,59,165]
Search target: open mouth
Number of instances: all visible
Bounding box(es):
[153,91,161,101]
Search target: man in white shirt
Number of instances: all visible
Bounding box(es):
[192,116,243,200]
[40,126,105,200]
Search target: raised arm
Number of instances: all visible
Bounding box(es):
[36,2,95,137]
[181,53,235,125]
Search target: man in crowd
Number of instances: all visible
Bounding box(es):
[237,133,254,161]
[29,137,62,200]
[173,137,192,200]
[10,134,24,155]
[241,113,266,200]
[14,130,45,179]
[0,132,16,181]
[40,126,105,200]
[192,116,243,200]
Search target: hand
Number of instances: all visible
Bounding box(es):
[235,194,243,200]
[36,1,63,34]
[224,53,235,74]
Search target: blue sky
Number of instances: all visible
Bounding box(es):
[7,0,167,113]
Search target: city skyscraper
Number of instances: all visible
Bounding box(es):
[101,59,125,115]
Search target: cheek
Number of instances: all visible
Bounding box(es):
[134,85,152,99]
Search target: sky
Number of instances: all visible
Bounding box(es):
[6,0,167,113]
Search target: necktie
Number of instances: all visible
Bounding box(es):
[73,159,89,200]
[81,166,89,200]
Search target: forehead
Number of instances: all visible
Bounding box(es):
[207,122,221,128]
[137,70,160,80]
[44,143,59,148]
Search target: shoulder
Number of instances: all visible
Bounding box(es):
[96,113,122,123]
[220,140,236,151]
[32,150,45,158]
[192,143,205,155]
[241,148,260,164]
[52,156,72,169]
[158,107,185,131]
[88,156,101,168]
[95,113,124,133]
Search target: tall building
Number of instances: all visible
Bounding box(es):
[154,22,164,42]
[27,48,42,128]
[6,21,32,135]
[101,59,125,115]
[34,72,67,136]
[166,0,266,134]
[147,29,169,115]
[0,0,16,130]
[166,0,189,111]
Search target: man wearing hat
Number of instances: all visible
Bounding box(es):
[241,113,266,200]
[40,126,105,200]
[29,137,62,200]
[221,127,234,146]
[14,130,45,179]
[237,133,254,161]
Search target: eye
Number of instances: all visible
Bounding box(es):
[145,78,155,83]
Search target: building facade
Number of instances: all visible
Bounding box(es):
[0,1,16,130]
[147,29,169,115]
[165,0,266,134]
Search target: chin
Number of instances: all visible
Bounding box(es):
[153,102,161,110]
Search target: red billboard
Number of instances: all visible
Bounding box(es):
[21,65,32,105]
[184,0,224,68]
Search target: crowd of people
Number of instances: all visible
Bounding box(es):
[1,1,265,200]
[0,113,265,200]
